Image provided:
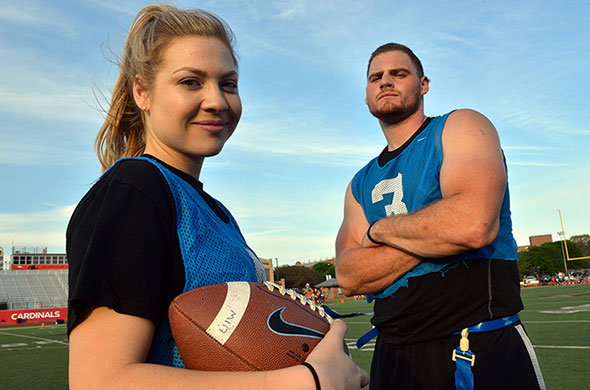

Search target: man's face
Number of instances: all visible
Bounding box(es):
[365,50,428,124]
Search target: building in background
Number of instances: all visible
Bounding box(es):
[259,257,274,282]
[518,234,554,252]
[529,234,553,247]
[7,247,68,271]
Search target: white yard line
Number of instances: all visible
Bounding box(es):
[0,331,68,346]
[1,343,27,348]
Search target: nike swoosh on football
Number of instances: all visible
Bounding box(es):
[267,307,325,339]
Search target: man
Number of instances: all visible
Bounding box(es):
[335,43,545,389]
[304,282,316,303]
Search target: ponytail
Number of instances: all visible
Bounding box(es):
[94,4,237,172]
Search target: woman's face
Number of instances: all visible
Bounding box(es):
[135,36,241,175]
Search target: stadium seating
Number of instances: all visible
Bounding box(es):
[0,270,67,310]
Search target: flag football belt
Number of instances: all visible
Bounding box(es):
[355,313,520,390]
[452,314,520,390]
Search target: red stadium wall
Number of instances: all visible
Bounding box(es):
[12,264,68,270]
[0,308,67,326]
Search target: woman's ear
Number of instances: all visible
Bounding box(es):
[133,74,150,112]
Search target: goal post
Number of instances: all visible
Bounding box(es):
[558,209,590,261]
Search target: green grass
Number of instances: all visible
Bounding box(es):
[0,325,69,389]
[336,283,590,389]
[1,284,589,389]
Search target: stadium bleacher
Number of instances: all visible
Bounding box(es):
[0,269,67,310]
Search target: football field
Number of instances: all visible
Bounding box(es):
[0,283,588,389]
[339,283,590,390]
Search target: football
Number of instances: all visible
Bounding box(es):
[169,281,333,371]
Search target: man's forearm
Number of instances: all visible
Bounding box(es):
[367,195,500,258]
[336,245,421,296]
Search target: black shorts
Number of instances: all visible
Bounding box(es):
[370,322,545,390]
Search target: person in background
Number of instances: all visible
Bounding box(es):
[305,282,317,303]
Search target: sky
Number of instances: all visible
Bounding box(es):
[1,0,589,266]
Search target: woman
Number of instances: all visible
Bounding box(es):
[67,4,368,389]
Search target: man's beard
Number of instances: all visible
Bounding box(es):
[369,87,422,125]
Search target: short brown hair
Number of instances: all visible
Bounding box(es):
[367,43,427,80]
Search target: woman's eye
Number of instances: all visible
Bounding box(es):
[181,79,201,88]
[222,80,238,91]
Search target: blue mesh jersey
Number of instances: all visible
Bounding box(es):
[113,157,268,367]
[351,112,518,302]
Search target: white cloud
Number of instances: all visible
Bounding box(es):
[230,104,379,167]
[0,232,67,254]
[0,4,41,24]
[0,89,100,127]
[222,183,345,262]
[510,162,590,245]
[229,128,376,167]
[503,145,561,152]
[82,0,136,17]
[1,0,588,266]
[245,232,335,264]
[0,204,76,253]
[0,44,103,165]
[0,204,75,231]
[501,109,590,139]
[508,161,569,168]
[0,141,90,166]
[0,2,78,36]
[0,44,102,127]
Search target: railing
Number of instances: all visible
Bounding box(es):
[0,270,69,310]
[6,297,67,310]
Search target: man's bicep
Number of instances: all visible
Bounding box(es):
[336,183,368,255]
[441,110,506,209]
[439,110,506,245]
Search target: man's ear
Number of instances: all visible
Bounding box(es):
[133,74,150,111]
[420,76,430,96]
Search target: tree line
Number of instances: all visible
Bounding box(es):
[275,235,590,288]
[275,262,335,289]
[517,234,590,277]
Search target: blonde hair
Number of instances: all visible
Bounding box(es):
[95,4,237,171]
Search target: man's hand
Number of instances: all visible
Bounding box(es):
[361,228,381,248]
[353,109,506,258]
[335,184,421,296]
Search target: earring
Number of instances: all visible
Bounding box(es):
[142,106,148,111]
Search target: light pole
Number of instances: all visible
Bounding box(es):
[557,231,568,275]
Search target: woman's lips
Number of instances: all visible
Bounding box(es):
[194,120,226,133]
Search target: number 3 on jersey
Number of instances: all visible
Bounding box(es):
[371,173,408,216]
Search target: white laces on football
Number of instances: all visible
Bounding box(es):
[263,281,333,323]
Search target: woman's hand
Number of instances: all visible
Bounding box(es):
[305,320,370,389]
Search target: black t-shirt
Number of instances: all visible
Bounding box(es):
[372,258,524,345]
[66,155,228,335]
